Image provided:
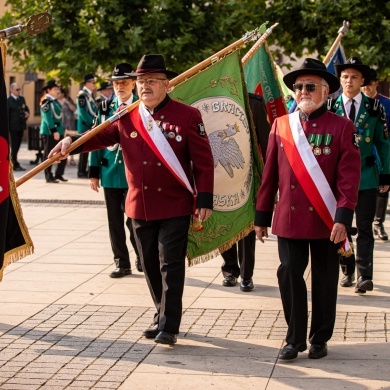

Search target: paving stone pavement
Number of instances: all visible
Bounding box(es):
[0,145,389,390]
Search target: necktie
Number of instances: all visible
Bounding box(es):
[349,99,356,123]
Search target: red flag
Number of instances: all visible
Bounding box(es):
[0,43,33,281]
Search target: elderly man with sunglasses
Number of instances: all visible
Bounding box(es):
[254,58,361,361]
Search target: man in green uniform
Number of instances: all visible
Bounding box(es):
[89,63,141,277]
[330,57,390,293]
[40,80,66,183]
[77,73,97,178]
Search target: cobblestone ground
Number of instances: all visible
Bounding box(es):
[0,305,388,389]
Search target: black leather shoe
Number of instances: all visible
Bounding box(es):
[340,274,355,287]
[222,275,237,287]
[13,166,26,171]
[374,223,388,241]
[46,177,59,183]
[143,324,159,339]
[279,342,307,360]
[109,268,132,278]
[135,260,143,273]
[308,342,328,359]
[55,175,68,182]
[154,331,177,345]
[240,278,254,292]
[355,276,373,293]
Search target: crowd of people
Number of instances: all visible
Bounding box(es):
[8,52,390,358]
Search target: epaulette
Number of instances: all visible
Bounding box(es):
[366,96,382,118]
[77,90,88,98]
[326,98,336,112]
[41,99,52,112]
[98,99,113,116]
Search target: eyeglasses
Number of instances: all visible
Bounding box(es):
[292,83,327,92]
[135,78,168,86]
[113,80,133,87]
[15,89,21,91]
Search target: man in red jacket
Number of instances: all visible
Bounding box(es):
[49,54,214,346]
[254,59,361,360]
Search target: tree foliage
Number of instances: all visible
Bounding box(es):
[1,0,389,85]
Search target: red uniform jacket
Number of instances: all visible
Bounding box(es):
[255,105,361,239]
[81,97,214,220]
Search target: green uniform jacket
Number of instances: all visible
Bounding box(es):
[89,95,138,188]
[77,87,97,134]
[39,95,64,136]
[329,93,390,190]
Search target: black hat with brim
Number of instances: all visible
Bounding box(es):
[109,63,135,81]
[42,80,59,91]
[97,81,113,91]
[334,57,372,86]
[125,54,178,79]
[283,58,340,94]
[83,73,96,83]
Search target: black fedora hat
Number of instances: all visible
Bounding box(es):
[126,54,178,79]
[334,57,371,86]
[367,67,380,82]
[83,73,96,83]
[42,80,59,91]
[283,58,340,94]
[97,81,113,91]
[109,63,135,80]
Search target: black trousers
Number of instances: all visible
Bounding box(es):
[132,215,191,334]
[9,130,24,167]
[340,189,377,279]
[277,237,339,345]
[221,230,256,279]
[103,187,139,269]
[43,135,66,181]
[78,152,89,175]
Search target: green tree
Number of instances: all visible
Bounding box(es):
[1,0,389,83]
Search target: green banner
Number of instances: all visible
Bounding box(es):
[169,51,262,266]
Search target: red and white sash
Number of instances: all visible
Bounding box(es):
[279,111,350,252]
[130,103,194,195]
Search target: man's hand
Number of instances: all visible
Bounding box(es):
[195,208,213,222]
[48,136,72,160]
[255,226,268,243]
[330,222,347,244]
[89,178,100,192]
[53,132,60,141]
[379,185,389,193]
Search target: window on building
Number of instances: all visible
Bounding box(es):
[34,79,44,116]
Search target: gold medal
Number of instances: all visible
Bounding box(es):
[130,131,138,138]
[365,137,371,143]
[314,147,322,155]
[168,131,175,139]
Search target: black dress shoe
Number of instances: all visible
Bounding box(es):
[55,175,68,182]
[143,324,159,339]
[13,166,26,171]
[46,177,59,183]
[340,274,355,287]
[135,260,143,273]
[154,331,177,345]
[355,276,373,293]
[279,343,307,360]
[240,278,254,292]
[374,223,388,241]
[109,268,132,278]
[222,275,237,287]
[308,342,328,359]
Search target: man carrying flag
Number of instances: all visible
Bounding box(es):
[0,43,33,281]
[49,54,214,346]
[254,59,360,360]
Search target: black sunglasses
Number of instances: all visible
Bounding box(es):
[292,83,327,92]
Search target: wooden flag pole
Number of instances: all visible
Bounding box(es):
[16,27,264,188]
[241,22,279,65]
[323,20,349,66]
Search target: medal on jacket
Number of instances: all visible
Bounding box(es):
[313,134,323,155]
[168,124,176,139]
[175,125,182,142]
[307,134,315,150]
[323,134,332,155]
[365,128,370,143]
[147,119,153,131]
